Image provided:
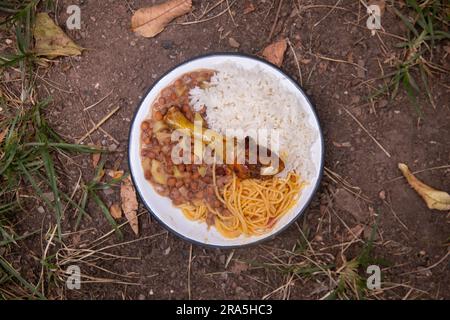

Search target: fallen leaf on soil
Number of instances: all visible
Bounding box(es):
[108,170,124,180]
[91,152,101,168]
[262,38,287,67]
[34,13,83,58]
[398,163,450,211]
[369,0,386,15]
[131,0,192,38]
[345,224,365,241]
[230,261,249,274]
[0,127,8,144]
[228,37,240,48]
[120,176,139,235]
[334,188,368,222]
[110,203,122,219]
[243,1,256,14]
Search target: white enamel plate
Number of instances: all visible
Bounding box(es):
[128,54,324,248]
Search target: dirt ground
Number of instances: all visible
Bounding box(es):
[6,0,450,299]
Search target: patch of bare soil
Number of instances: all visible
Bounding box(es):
[10,0,450,299]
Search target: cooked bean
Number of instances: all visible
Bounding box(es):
[175,79,182,87]
[192,172,200,179]
[212,200,221,209]
[167,177,177,187]
[183,177,191,185]
[147,151,156,159]
[144,170,152,179]
[182,104,190,114]
[158,97,166,105]
[195,190,204,199]
[154,111,163,121]
[202,176,212,184]
[141,121,149,130]
[161,145,171,154]
[143,136,151,145]
[190,181,199,191]
[173,198,185,206]
[162,88,172,97]
[175,180,184,188]
[170,188,181,200]
[160,106,168,115]
[178,164,186,172]
[153,145,161,153]
[207,187,215,195]
[170,92,177,101]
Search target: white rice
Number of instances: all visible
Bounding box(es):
[189,63,317,180]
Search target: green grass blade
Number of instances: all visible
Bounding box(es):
[0,255,45,299]
[90,192,122,239]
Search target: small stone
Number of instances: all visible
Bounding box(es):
[379,190,386,200]
[138,294,145,300]
[228,37,240,48]
[163,246,171,255]
[94,83,100,89]
[419,250,426,256]
[109,144,118,151]
[5,39,13,45]
[37,206,45,214]
[130,40,136,46]
[161,40,173,49]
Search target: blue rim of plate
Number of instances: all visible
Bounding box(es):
[128,52,325,249]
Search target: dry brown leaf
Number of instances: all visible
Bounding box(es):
[110,203,123,219]
[0,127,8,144]
[91,152,101,168]
[398,163,450,211]
[228,37,240,48]
[120,176,139,235]
[262,38,287,67]
[34,13,83,58]
[345,224,365,241]
[230,261,249,274]
[243,1,256,14]
[131,0,192,38]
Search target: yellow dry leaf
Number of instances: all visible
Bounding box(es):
[262,38,287,67]
[398,163,450,211]
[131,0,192,38]
[110,203,122,219]
[107,170,124,180]
[120,176,139,235]
[34,13,83,58]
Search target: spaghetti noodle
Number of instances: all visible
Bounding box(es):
[180,172,305,238]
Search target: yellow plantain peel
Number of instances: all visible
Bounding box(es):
[398,163,450,211]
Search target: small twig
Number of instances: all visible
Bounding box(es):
[385,164,450,183]
[225,0,237,26]
[402,251,450,276]
[315,54,367,71]
[177,0,237,25]
[267,0,284,42]
[343,107,391,158]
[187,244,193,300]
[313,0,341,27]
[287,38,303,87]
[83,90,113,111]
[77,105,120,144]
